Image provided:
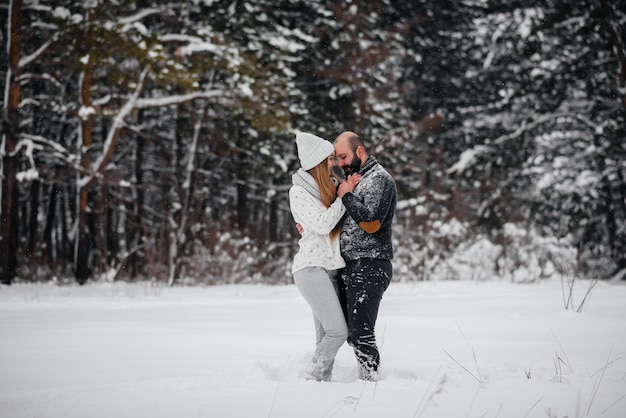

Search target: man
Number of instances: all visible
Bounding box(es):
[334,131,397,381]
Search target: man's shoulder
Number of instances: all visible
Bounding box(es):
[375,163,393,177]
[367,164,395,185]
[363,157,391,175]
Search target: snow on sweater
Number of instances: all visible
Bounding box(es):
[340,156,397,261]
[289,174,346,274]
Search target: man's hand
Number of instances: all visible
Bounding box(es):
[296,223,303,235]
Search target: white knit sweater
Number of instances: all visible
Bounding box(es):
[289,185,346,274]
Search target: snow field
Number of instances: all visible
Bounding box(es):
[1,279,625,417]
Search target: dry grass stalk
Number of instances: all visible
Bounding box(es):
[267,354,290,418]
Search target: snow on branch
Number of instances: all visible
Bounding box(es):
[78,67,222,190]
[18,133,71,156]
[17,72,63,91]
[135,91,222,109]
[117,8,163,25]
[19,40,54,69]
[93,94,112,107]
[447,146,492,175]
[492,112,598,146]
[78,68,150,190]
[160,34,205,44]
[19,133,83,172]
[448,112,601,175]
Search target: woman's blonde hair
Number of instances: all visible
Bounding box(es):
[308,158,342,240]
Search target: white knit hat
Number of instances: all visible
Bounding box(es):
[296,132,335,171]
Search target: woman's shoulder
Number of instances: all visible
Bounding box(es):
[290,184,308,197]
[289,185,319,204]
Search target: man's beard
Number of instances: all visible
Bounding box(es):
[342,155,361,175]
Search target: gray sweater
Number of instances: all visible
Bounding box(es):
[340,156,397,261]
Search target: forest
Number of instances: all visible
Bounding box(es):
[1,0,625,286]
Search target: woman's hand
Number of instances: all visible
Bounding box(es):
[349,173,361,187]
[337,174,360,198]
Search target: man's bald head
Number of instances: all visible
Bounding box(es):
[335,131,365,151]
[334,131,368,175]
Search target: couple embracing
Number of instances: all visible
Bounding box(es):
[289,131,397,382]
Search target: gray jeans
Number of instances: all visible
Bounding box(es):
[293,267,348,381]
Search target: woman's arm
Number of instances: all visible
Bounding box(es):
[289,187,346,235]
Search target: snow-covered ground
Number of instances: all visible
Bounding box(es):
[1,279,625,418]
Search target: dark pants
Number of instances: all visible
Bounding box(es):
[339,258,392,379]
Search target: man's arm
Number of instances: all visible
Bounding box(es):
[342,174,395,234]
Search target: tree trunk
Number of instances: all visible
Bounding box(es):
[167,110,204,286]
[61,185,71,267]
[268,197,278,242]
[75,38,95,285]
[601,0,626,112]
[1,0,23,285]
[101,182,109,271]
[43,183,59,265]
[27,180,40,265]
[128,123,145,279]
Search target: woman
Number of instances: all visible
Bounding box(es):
[289,131,358,382]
